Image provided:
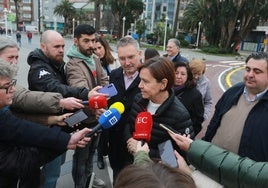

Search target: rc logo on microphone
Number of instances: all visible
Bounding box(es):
[136,117,148,124]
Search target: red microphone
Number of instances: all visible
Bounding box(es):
[133,112,153,143]
[81,96,107,109]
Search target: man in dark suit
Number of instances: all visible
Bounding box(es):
[108,37,142,181]
[163,38,189,64]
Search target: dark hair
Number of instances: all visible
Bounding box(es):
[114,162,196,188]
[144,48,160,62]
[174,62,196,88]
[139,57,175,91]
[74,24,95,39]
[245,52,268,66]
[95,37,115,65]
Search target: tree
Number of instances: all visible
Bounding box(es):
[182,0,268,52]
[54,0,76,35]
[154,14,172,45]
[135,19,146,43]
[108,0,144,38]
[93,0,106,31]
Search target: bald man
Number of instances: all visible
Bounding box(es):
[27,30,104,188]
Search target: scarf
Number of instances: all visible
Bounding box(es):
[67,45,96,73]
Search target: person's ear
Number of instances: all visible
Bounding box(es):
[160,78,168,91]
[73,38,78,46]
[40,43,46,51]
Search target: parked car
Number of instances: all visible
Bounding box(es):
[98,29,117,40]
[98,29,109,38]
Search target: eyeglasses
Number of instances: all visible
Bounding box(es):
[0,79,17,94]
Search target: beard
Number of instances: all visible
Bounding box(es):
[78,46,94,57]
[48,54,64,64]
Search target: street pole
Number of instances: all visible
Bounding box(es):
[72,18,75,38]
[196,21,201,48]
[93,18,96,28]
[122,16,126,37]
[54,17,57,31]
[4,8,8,37]
[163,16,168,51]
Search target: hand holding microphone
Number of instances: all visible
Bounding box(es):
[80,95,107,109]
[127,112,153,154]
[86,102,125,137]
[132,112,153,143]
[64,96,108,127]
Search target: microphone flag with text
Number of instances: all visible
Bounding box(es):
[81,96,107,109]
[86,102,125,137]
[133,112,153,143]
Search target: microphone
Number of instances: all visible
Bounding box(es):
[133,112,153,143]
[81,96,107,109]
[86,102,125,137]
[109,101,125,114]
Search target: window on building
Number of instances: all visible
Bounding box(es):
[23,6,31,11]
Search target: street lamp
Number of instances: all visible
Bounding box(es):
[236,19,240,31]
[3,8,8,37]
[54,17,57,31]
[163,16,168,51]
[93,18,96,28]
[131,23,134,35]
[72,18,75,37]
[196,21,202,48]
[122,16,126,37]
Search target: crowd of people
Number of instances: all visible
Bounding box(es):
[0,25,267,188]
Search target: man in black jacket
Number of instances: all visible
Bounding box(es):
[0,60,91,188]
[0,36,84,116]
[27,30,104,188]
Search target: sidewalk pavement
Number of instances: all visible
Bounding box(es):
[57,151,113,188]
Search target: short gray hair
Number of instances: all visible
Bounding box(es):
[117,36,140,51]
[0,37,19,55]
[168,38,181,47]
[0,59,18,79]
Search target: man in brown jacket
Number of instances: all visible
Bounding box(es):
[66,24,108,188]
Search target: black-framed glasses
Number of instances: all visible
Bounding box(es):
[0,79,17,94]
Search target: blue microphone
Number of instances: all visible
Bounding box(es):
[86,103,124,137]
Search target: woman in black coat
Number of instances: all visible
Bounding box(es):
[124,57,193,159]
[173,62,204,137]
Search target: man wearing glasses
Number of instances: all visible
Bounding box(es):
[106,36,142,181]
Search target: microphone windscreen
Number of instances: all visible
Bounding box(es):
[110,102,125,114]
[89,96,107,109]
[98,108,121,129]
[133,112,153,142]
